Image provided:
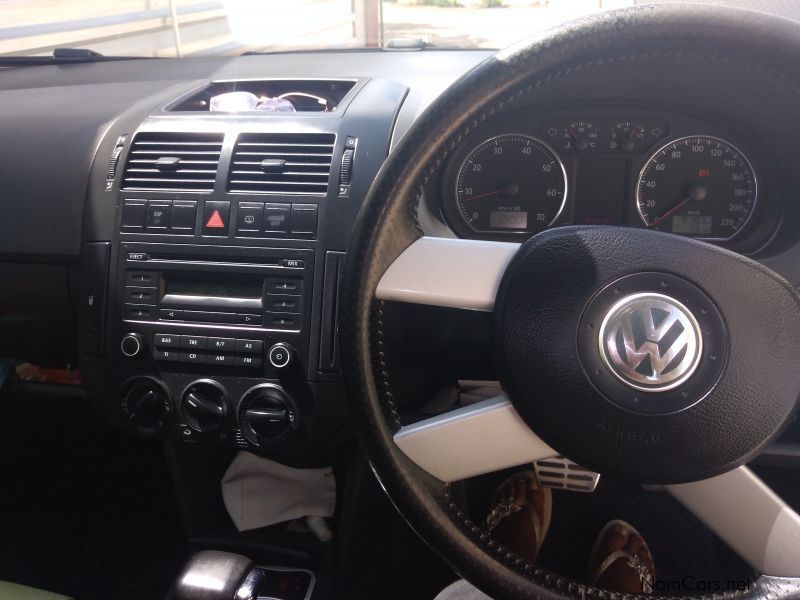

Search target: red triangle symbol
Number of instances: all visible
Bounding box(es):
[206,210,225,228]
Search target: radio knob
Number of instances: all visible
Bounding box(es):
[121,332,145,357]
[267,342,295,370]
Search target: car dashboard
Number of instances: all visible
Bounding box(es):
[1,46,800,554]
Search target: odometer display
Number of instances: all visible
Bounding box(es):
[452,134,567,237]
[636,136,757,240]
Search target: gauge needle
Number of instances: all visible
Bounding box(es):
[463,189,503,202]
[652,196,691,226]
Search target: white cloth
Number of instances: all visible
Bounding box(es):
[221,452,335,532]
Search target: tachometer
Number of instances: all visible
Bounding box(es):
[636,135,757,240]
[451,134,567,238]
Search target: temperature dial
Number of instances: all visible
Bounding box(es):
[238,384,298,447]
[562,121,599,152]
[121,377,170,436]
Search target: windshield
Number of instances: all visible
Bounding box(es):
[2,0,799,58]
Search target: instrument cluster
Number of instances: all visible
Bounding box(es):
[440,109,764,245]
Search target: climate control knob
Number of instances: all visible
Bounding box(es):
[120,332,144,357]
[238,384,298,447]
[181,380,228,433]
[121,377,170,436]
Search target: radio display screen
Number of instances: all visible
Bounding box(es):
[166,273,263,300]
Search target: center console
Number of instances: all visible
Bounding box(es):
[77,76,408,592]
[80,77,407,451]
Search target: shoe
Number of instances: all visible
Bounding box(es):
[485,471,552,563]
[587,519,656,594]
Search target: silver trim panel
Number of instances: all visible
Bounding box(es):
[667,466,800,577]
[393,395,555,482]
[375,236,520,311]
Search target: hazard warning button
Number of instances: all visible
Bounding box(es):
[202,201,230,236]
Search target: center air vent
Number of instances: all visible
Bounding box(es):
[228,133,335,195]
[122,132,224,192]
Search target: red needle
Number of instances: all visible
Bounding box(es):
[652,196,691,226]
[462,189,502,202]
[628,126,640,141]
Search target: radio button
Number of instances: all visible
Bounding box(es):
[269,314,298,329]
[208,337,235,351]
[267,294,301,314]
[154,348,180,362]
[159,308,183,321]
[125,305,155,320]
[154,333,179,347]
[237,313,262,326]
[235,355,262,368]
[266,278,301,294]
[126,270,157,287]
[182,351,204,364]
[207,353,233,366]
[235,339,263,354]
[180,335,207,350]
[126,288,156,303]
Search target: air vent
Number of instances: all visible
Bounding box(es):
[228,133,335,195]
[122,132,224,192]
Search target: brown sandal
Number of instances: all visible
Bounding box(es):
[588,520,656,594]
[485,471,552,563]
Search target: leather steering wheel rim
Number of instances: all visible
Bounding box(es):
[340,5,800,598]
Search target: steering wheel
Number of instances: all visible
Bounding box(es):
[341,4,800,598]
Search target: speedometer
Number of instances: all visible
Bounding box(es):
[449,134,567,238]
[636,136,757,240]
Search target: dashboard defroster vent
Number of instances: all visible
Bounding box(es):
[122,132,224,192]
[228,133,335,195]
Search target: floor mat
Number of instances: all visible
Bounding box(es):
[0,386,187,600]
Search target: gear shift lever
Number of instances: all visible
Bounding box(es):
[172,550,258,600]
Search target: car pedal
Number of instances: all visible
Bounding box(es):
[533,456,600,492]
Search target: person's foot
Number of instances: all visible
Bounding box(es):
[485,472,552,563]
[587,520,656,593]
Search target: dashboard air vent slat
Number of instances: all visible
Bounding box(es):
[122,132,224,192]
[228,133,335,195]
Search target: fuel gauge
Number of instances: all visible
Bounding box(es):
[610,121,646,152]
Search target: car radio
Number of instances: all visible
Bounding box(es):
[114,241,314,377]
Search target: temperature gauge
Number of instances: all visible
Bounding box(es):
[562,121,599,152]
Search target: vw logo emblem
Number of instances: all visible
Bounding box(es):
[599,292,702,392]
